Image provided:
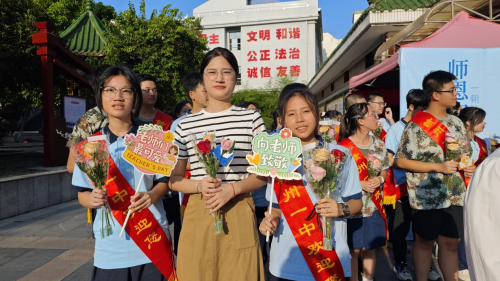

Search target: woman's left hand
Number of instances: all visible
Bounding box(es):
[129,192,153,213]
[368,177,382,190]
[464,165,476,178]
[204,183,233,213]
[316,198,341,218]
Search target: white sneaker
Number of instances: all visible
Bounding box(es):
[428,268,441,281]
[458,269,471,281]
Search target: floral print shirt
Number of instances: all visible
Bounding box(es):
[396,114,471,210]
[67,107,108,147]
[351,136,390,218]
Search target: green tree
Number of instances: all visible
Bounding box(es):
[93,0,207,113]
[231,76,297,129]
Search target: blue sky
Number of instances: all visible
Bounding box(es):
[99,0,368,39]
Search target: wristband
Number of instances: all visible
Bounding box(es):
[195,181,200,193]
[230,183,236,199]
[379,176,385,185]
[339,203,351,218]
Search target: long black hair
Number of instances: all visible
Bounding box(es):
[93,65,142,120]
[458,107,486,136]
[338,103,370,142]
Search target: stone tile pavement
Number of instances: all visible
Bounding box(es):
[0,200,441,281]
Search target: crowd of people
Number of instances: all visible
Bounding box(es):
[67,47,495,281]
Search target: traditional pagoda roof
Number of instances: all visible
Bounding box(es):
[60,0,107,56]
[368,0,440,12]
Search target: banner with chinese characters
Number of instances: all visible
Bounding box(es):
[246,128,302,180]
[122,124,178,176]
[400,48,500,139]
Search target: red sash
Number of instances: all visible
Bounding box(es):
[379,129,387,142]
[94,132,177,280]
[338,138,387,237]
[411,111,470,187]
[153,110,173,131]
[274,179,345,280]
[475,136,487,167]
[382,168,407,208]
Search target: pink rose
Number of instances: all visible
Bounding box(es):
[221,138,234,151]
[306,159,315,170]
[367,154,376,161]
[124,134,135,143]
[327,129,336,139]
[311,166,326,181]
[270,168,277,177]
[446,136,457,143]
[372,159,382,169]
[459,139,468,146]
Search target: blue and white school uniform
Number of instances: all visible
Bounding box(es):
[72,124,170,270]
[385,119,408,186]
[266,143,362,280]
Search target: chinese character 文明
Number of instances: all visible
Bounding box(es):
[289,48,300,59]
[455,81,468,101]
[247,51,257,62]
[449,59,468,79]
[134,218,152,235]
[290,65,301,77]
[283,186,300,203]
[277,66,288,77]
[308,241,323,255]
[247,31,257,42]
[144,231,162,250]
[316,258,335,273]
[260,50,270,61]
[112,190,128,203]
[299,223,315,236]
[260,67,271,78]
[208,33,219,44]
[259,29,270,41]
[247,67,258,78]
[275,48,287,60]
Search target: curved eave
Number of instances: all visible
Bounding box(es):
[60,11,108,56]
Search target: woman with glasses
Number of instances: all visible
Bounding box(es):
[169,47,266,280]
[338,103,389,281]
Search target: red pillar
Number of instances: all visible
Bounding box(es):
[33,22,58,167]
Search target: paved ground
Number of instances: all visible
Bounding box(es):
[0,200,441,281]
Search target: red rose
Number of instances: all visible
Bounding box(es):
[331,149,344,162]
[197,140,211,154]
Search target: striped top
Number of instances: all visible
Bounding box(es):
[174,106,266,182]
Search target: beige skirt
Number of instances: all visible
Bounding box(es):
[176,192,265,281]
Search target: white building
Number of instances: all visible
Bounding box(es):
[321,32,341,63]
[194,0,323,90]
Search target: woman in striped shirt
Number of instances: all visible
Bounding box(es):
[170,47,266,280]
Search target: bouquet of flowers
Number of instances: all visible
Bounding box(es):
[373,120,383,139]
[303,143,350,251]
[71,135,115,238]
[445,133,470,185]
[366,151,384,208]
[318,120,339,144]
[191,131,236,234]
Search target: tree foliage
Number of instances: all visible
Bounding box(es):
[92,0,208,113]
[232,76,297,129]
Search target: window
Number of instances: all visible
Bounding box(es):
[343,71,349,83]
[229,31,241,51]
[365,52,375,68]
[330,82,335,92]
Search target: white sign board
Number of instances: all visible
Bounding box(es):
[64,96,86,125]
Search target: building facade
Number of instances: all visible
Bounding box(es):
[194,0,323,90]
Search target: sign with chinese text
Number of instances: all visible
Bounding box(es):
[122,124,178,176]
[246,128,302,180]
[400,48,500,139]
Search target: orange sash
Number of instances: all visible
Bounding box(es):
[411,111,470,187]
[153,110,173,131]
[475,136,487,167]
[338,138,387,237]
[274,179,346,281]
[95,132,177,280]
